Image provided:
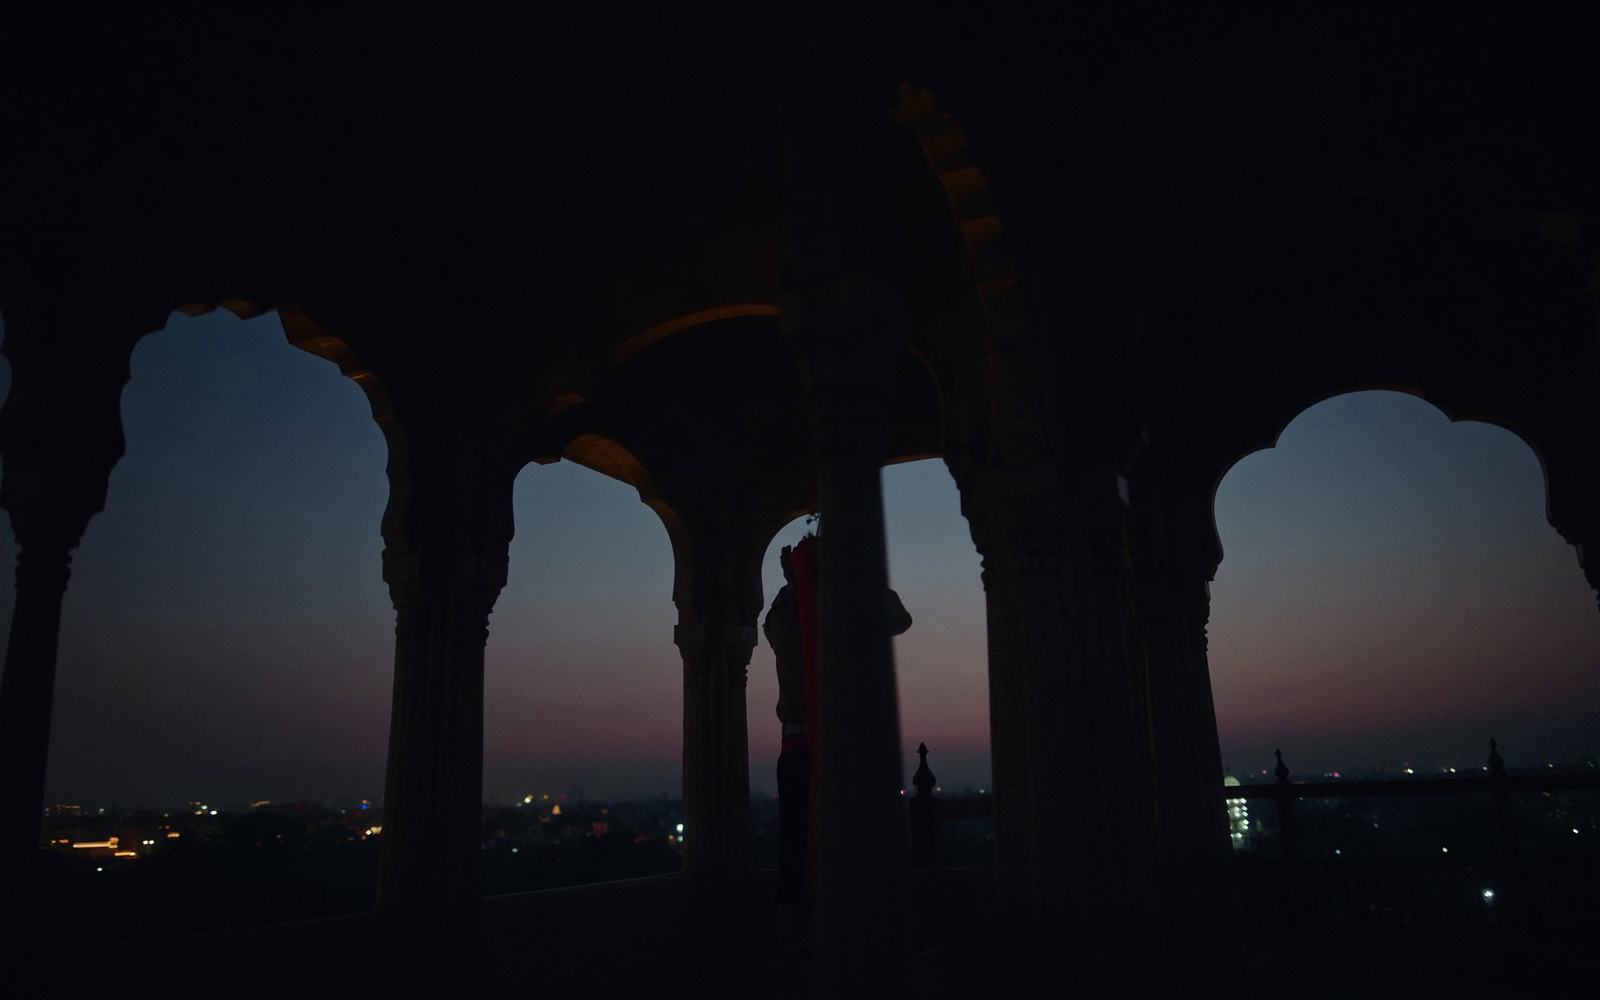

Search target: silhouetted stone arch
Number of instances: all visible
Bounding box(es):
[610,305,782,368]
[1135,195,1600,596]
[1216,385,1557,549]
[162,299,426,596]
[556,433,693,615]
[518,232,787,430]
[0,293,402,557]
[894,83,1045,478]
[171,299,401,449]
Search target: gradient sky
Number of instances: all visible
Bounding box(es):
[1209,392,1600,777]
[0,309,1594,807]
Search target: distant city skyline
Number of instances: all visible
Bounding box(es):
[0,310,1595,807]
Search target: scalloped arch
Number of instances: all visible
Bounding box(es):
[169,298,409,548]
[893,83,1040,471]
[1140,203,1600,582]
[1207,384,1562,574]
[171,300,400,451]
[1213,385,1553,501]
[559,433,692,611]
[609,304,780,367]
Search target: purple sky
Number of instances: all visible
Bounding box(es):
[0,310,1595,807]
[1208,392,1600,778]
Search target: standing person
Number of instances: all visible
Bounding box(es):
[763,531,912,927]
[764,541,810,910]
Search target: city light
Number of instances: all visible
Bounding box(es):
[1483,890,1495,900]
[676,823,684,833]
[73,837,118,849]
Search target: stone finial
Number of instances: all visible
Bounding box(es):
[912,742,937,797]
[1274,748,1290,784]
[1488,737,1504,775]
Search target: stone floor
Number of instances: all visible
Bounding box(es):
[750,929,1585,998]
[1240,929,1586,998]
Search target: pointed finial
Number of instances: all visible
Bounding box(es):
[912,742,937,797]
[1488,737,1504,774]
[1274,748,1290,784]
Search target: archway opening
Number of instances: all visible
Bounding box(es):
[482,458,682,894]
[748,457,990,867]
[1209,389,1600,855]
[23,307,392,942]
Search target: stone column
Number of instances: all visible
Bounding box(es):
[0,315,131,907]
[960,461,1064,956]
[775,3,913,988]
[0,545,74,867]
[1542,442,1600,613]
[1127,463,1239,978]
[677,600,758,995]
[374,419,513,985]
[963,459,1161,994]
[665,510,765,897]
[810,375,907,998]
[677,619,757,883]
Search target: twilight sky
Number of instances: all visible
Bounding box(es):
[0,309,1595,807]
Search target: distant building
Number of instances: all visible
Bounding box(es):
[1224,777,1249,851]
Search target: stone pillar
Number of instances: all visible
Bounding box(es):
[677,605,758,996]
[1543,444,1600,613]
[678,619,757,882]
[0,545,74,866]
[667,512,765,897]
[775,4,913,989]
[963,459,1160,994]
[0,314,131,911]
[1127,463,1239,978]
[961,461,1064,957]
[374,419,513,986]
[810,376,907,998]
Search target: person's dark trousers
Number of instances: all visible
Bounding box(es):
[775,748,810,903]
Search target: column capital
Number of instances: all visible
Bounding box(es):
[0,328,136,556]
[12,544,73,595]
[383,547,510,637]
[377,418,517,628]
[674,621,759,680]
[963,461,1067,584]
